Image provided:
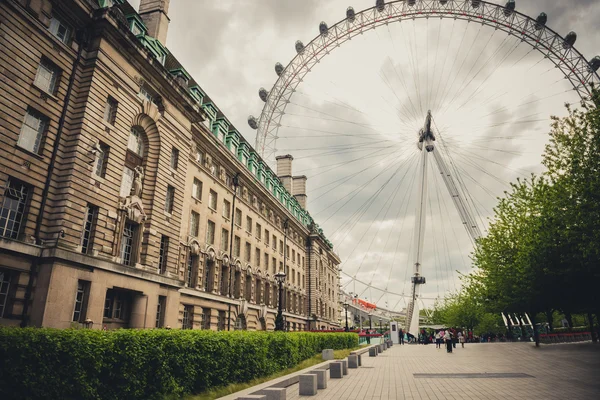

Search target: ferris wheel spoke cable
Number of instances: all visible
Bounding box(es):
[379,69,421,124]
[305,147,400,179]
[280,124,402,139]
[428,17,443,111]
[398,20,424,116]
[292,143,395,160]
[364,160,421,287]
[431,19,457,112]
[450,146,532,180]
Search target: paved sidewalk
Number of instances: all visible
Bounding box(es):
[285,342,600,399]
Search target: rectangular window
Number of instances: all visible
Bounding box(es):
[265,230,270,246]
[272,257,277,274]
[170,148,179,170]
[206,220,215,245]
[292,249,296,263]
[159,235,169,274]
[255,248,261,267]
[222,199,231,219]
[165,186,175,214]
[103,289,130,320]
[246,216,252,234]
[221,228,229,251]
[18,108,48,154]
[234,236,240,257]
[264,253,269,271]
[217,310,226,331]
[245,242,251,262]
[94,142,109,178]
[34,59,59,94]
[298,272,301,286]
[208,190,217,210]
[0,179,29,239]
[192,178,202,200]
[156,296,166,328]
[81,204,98,254]
[49,16,71,44]
[256,224,262,240]
[272,235,277,250]
[280,240,284,255]
[190,211,200,237]
[119,167,135,198]
[0,270,13,318]
[202,308,211,330]
[103,96,118,125]
[286,245,290,259]
[182,305,193,329]
[72,280,90,322]
[280,261,284,273]
[138,86,154,103]
[234,208,242,227]
[121,222,135,266]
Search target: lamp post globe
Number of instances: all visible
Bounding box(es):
[343,301,349,332]
[275,271,286,331]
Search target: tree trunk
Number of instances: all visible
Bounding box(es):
[565,312,573,329]
[588,311,597,343]
[545,309,554,331]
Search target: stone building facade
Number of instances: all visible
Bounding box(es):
[0,0,340,331]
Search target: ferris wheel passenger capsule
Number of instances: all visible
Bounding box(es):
[563,31,577,49]
[376,0,385,12]
[590,56,600,72]
[439,0,448,5]
[535,12,547,30]
[295,40,304,54]
[248,115,258,130]
[319,21,329,36]
[471,0,481,8]
[275,62,284,76]
[504,0,516,16]
[408,0,416,6]
[259,88,268,102]
[346,6,356,21]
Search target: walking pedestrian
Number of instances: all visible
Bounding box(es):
[444,330,453,353]
[399,329,404,345]
[458,331,465,348]
[435,331,441,349]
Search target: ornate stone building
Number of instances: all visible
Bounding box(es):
[0,0,340,331]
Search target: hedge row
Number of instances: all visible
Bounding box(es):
[0,328,358,400]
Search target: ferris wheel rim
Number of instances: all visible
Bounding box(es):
[253,0,600,160]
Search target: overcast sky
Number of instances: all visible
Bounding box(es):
[131,0,600,310]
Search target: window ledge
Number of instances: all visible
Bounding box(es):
[101,120,115,131]
[208,207,217,213]
[32,83,59,102]
[15,145,44,160]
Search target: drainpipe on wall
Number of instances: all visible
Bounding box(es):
[306,235,312,330]
[20,29,88,327]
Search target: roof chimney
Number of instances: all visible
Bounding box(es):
[139,0,170,45]
[293,175,307,209]
[276,154,293,193]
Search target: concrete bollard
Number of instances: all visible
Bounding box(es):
[330,361,343,378]
[299,374,318,396]
[383,343,387,350]
[254,388,286,400]
[358,354,362,366]
[236,396,267,400]
[341,359,348,375]
[348,354,359,368]
[369,347,378,357]
[307,369,328,389]
[378,344,384,353]
[322,349,334,360]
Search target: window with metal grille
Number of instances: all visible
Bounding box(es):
[190,211,200,237]
[256,223,262,240]
[186,256,196,287]
[121,222,135,266]
[81,204,98,254]
[170,148,179,170]
[221,228,229,251]
[156,296,166,328]
[128,127,144,157]
[103,96,118,125]
[18,108,48,154]
[217,310,226,331]
[49,15,71,44]
[0,179,29,239]
[94,142,109,178]
[221,200,231,221]
[72,280,89,322]
[246,216,252,234]
[192,178,202,200]
[103,289,130,320]
[265,230,270,246]
[234,236,240,257]
[165,185,175,214]
[0,270,12,318]
[202,308,211,330]
[34,58,59,94]
[245,242,251,262]
[159,235,168,274]
[208,190,217,210]
[206,220,215,245]
[280,240,284,255]
[234,208,242,226]
[182,305,193,329]
[255,248,260,267]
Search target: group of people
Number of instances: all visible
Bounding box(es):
[433,329,465,353]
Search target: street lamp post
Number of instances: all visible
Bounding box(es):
[379,318,382,334]
[368,313,373,331]
[343,301,349,332]
[227,173,240,331]
[275,271,286,331]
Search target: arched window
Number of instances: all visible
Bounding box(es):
[128,127,144,157]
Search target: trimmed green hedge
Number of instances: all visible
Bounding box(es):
[0,328,358,400]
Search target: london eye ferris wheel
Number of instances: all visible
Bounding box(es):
[246,0,600,333]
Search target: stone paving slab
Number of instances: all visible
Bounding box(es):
[285,342,600,400]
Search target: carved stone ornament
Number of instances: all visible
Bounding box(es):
[268,210,274,221]
[189,240,201,256]
[119,195,147,224]
[206,248,216,262]
[238,299,249,316]
[259,305,268,319]
[131,166,144,198]
[242,186,248,200]
[260,202,266,216]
